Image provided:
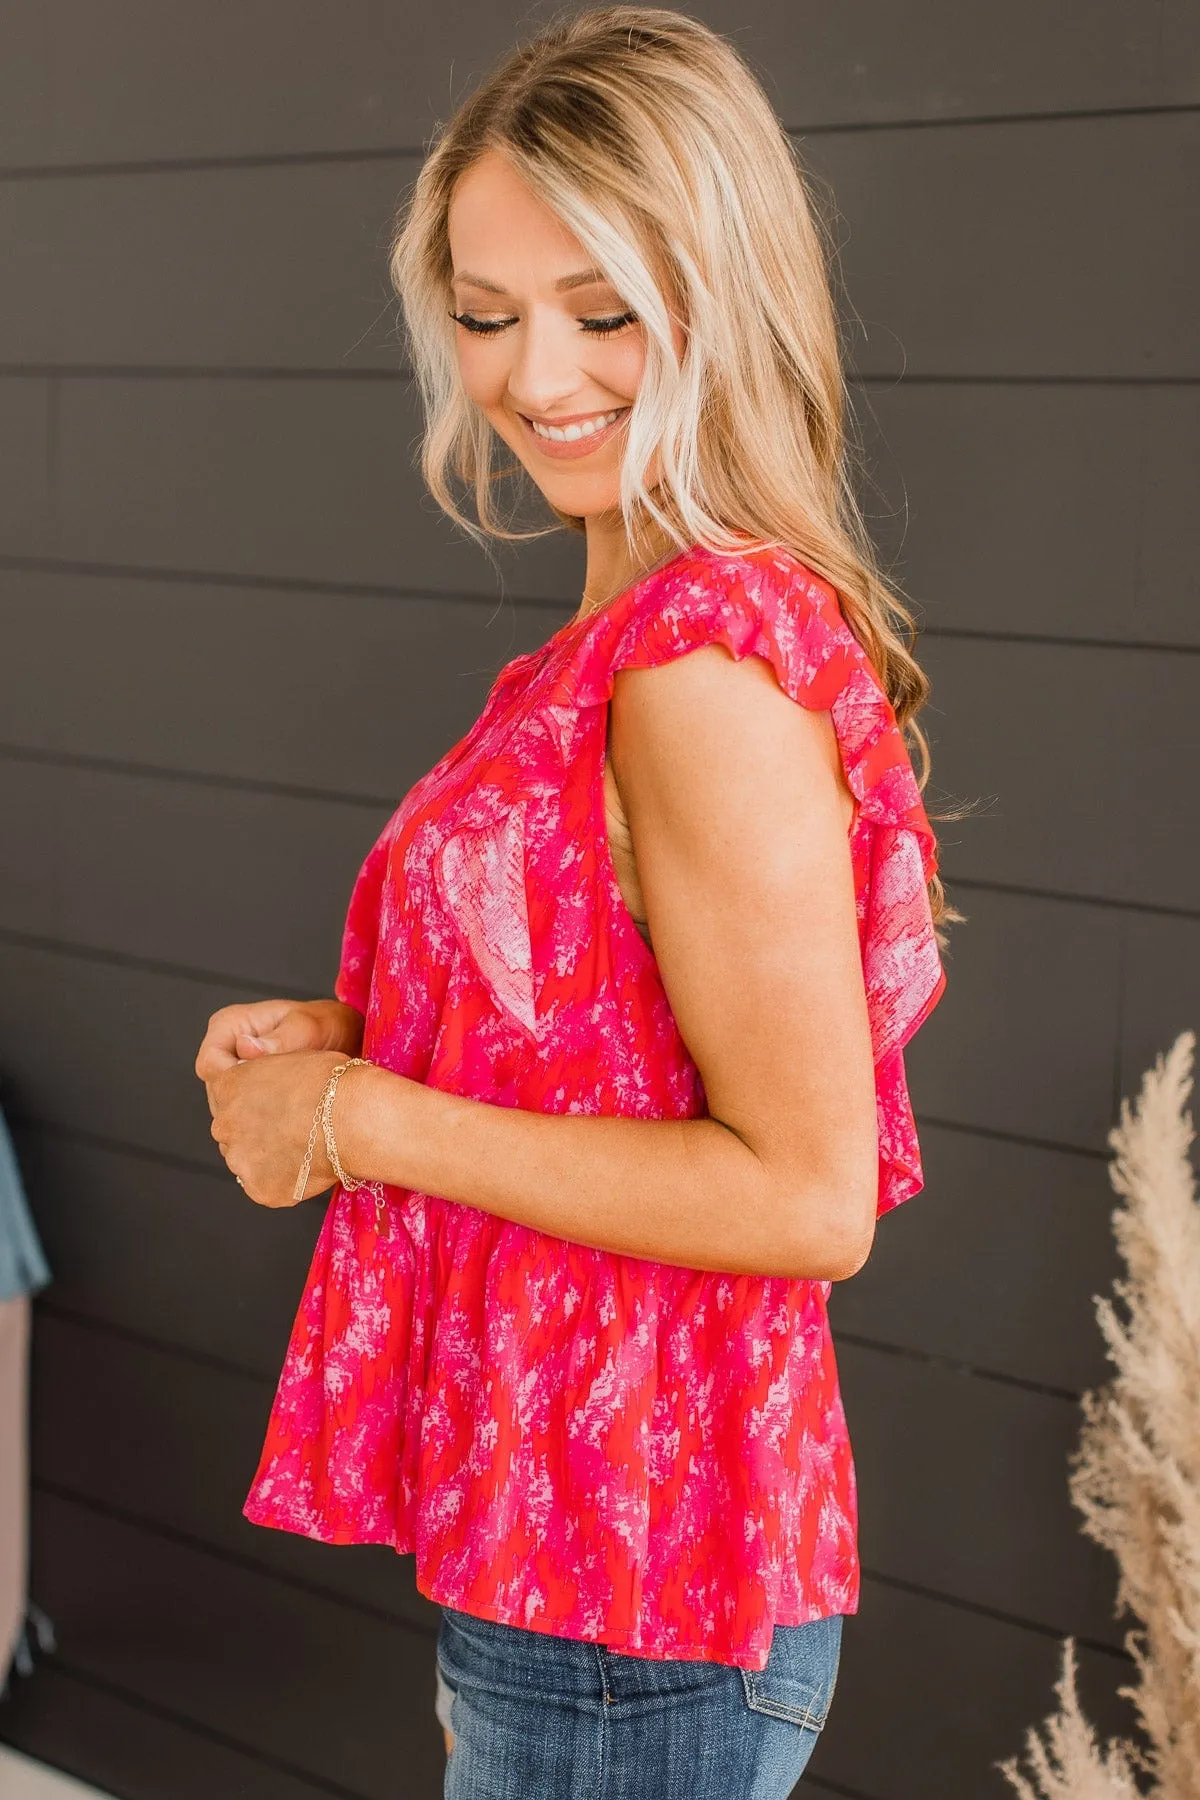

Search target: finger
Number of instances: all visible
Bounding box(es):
[195,999,304,1081]
[196,1043,239,1080]
[235,1008,324,1059]
[195,1012,253,1080]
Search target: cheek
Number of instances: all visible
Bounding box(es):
[455,339,507,409]
[600,333,648,400]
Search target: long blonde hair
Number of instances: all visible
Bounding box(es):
[389,4,968,947]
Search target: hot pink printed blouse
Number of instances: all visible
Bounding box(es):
[243,541,948,1671]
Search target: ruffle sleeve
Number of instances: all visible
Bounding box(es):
[550,544,948,1218]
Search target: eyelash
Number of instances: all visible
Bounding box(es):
[448,309,638,338]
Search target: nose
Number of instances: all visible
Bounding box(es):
[504,306,588,418]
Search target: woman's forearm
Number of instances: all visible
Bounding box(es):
[335,1063,866,1282]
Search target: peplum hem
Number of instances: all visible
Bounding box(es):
[242,1177,861,1671]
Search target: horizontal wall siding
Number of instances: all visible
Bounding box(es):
[26,1491,446,1798]
[805,112,1198,378]
[921,638,1200,910]
[2,116,1194,376]
[1122,911,1200,1087]
[0,887,1154,1170]
[861,381,1199,645]
[16,1291,1141,1794]
[11,1127,326,1381]
[0,570,560,794]
[0,377,582,599]
[29,1312,437,1633]
[1,0,1195,169]
[26,1307,1124,1651]
[0,158,419,371]
[0,759,388,989]
[4,377,1194,644]
[830,1123,1122,1395]
[2,6,1195,1798]
[0,639,1192,987]
[0,1663,345,1800]
[14,1488,1138,1800]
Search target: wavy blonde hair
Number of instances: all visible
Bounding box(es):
[388,3,968,947]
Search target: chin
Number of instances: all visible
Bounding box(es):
[486,419,626,512]
[555,483,622,515]
[529,471,623,516]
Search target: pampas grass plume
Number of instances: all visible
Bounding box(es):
[996,1028,1199,1799]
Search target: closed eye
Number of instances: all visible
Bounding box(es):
[449,310,638,338]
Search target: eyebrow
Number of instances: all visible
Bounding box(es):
[451,267,612,295]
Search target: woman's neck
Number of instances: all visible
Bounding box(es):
[577,520,683,622]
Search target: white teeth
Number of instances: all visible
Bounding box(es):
[529,409,623,442]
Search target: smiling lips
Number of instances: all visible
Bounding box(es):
[519,406,630,459]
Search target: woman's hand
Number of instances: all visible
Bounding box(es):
[194,997,363,1082]
[205,1048,349,1207]
[196,998,366,1206]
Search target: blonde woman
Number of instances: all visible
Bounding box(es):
[197,8,961,1794]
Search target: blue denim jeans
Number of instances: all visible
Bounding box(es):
[435,1603,843,1798]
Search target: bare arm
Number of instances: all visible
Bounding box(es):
[336,645,879,1282]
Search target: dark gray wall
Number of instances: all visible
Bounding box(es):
[0,5,1196,1796]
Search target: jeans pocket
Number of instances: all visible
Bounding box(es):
[434,1657,458,1733]
[738,1614,843,1732]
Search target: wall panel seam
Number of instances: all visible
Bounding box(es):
[32,1476,438,1643]
[937,877,1200,921]
[0,553,572,614]
[35,1299,275,1389]
[28,1474,1127,1672]
[3,556,1197,647]
[860,1566,1135,1663]
[10,1119,229,1182]
[0,923,321,993]
[11,1109,1109,1199]
[1,1656,379,1800]
[0,100,1196,183]
[0,740,399,810]
[1,904,1191,1005]
[832,1330,1080,1404]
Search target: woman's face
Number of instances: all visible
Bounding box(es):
[446,148,681,521]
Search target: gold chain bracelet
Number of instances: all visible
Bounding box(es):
[291,1058,373,1208]
[321,1059,371,1192]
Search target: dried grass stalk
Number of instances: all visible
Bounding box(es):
[996,1638,1143,1800]
[997,1028,1200,1800]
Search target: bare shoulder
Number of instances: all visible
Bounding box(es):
[608,643,856,836]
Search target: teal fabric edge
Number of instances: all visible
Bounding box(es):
[0,1104,51,1303]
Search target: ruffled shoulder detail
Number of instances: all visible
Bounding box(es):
[550,542,948,1216]
[556,545,934,858]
